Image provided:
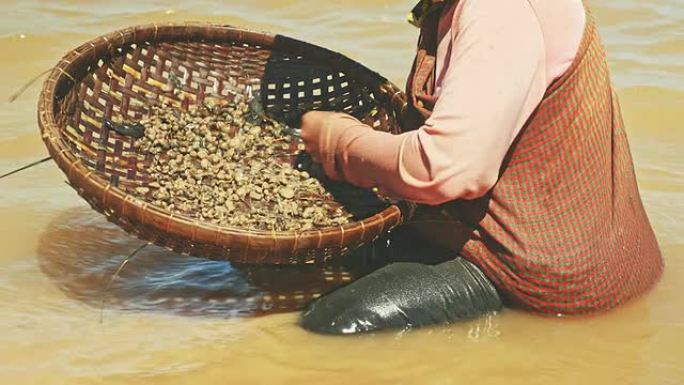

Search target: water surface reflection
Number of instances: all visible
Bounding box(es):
[37,208,387,317]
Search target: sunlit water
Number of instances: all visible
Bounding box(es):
[0,1,682,384]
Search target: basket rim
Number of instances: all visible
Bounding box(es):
[37,22,406,259]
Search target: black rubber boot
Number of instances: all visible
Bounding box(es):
[300,257,502,335]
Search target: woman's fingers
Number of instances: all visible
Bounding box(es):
[299,111,343,180]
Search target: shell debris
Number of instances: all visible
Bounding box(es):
[132,100,353,231]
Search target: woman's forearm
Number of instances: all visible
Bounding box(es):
[326,0,549,204]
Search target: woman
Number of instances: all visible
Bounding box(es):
[298,0,663,334]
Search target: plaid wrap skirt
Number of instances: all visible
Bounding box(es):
[407,10,663,314]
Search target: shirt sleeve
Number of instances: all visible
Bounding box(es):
[326,0,548,205]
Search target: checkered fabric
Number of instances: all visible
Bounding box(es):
[408,9,663,314]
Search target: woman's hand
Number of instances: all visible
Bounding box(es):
[299,111,345,180]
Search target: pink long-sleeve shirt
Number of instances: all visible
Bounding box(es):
[319,0,586,205]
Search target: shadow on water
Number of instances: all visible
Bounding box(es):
[36,208,446,319]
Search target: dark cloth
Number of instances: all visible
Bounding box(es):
[301,256,501,334]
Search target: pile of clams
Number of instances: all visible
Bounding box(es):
[131,100,353,232]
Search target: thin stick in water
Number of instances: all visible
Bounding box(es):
[99,242,149,323]
[0,156,52,180]
[8,68,52,103]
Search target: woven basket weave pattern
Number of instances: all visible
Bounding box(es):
[39,24,408,264]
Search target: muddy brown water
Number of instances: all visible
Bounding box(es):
[0,1,682,384]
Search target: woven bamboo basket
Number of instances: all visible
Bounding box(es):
[38,23,410,264]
